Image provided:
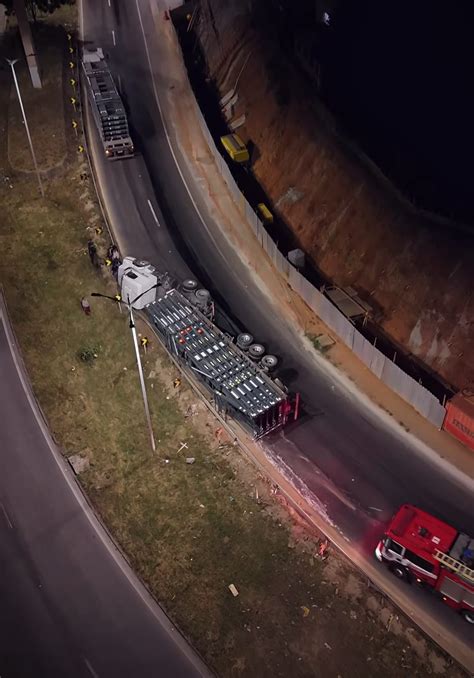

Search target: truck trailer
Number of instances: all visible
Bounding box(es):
[118,257,300,439]
[376,504,474,623]
[82,47,134,160]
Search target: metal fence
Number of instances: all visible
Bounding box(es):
[191,93,447,429]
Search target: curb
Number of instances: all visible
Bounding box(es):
[141,313,474,675]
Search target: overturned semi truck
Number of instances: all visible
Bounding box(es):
[118,257,300,439]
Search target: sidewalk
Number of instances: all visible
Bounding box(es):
[147,2,473,484]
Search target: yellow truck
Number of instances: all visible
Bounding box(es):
[257,203,274,225]
[220,134,249,163]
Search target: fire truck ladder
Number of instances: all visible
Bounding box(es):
[433,549,474,584]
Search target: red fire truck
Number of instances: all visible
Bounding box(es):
[375,504,474,624]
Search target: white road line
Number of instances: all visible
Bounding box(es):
[108,0,111,7]
[147,199,160,227]
[112,29,116,46]
[0,502,13,529]
[84,657,100,678]
[118,74,122,92]
[134,0,227,260]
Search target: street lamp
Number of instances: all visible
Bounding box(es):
[92,284,160,454]
[6,58,44,198]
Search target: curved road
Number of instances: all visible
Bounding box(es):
[81,0,474,669]
[0,299,208,677]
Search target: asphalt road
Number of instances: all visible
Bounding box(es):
[0,303,208,677]
[81,0,474,665]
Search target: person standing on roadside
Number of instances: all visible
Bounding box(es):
[111,257,120,279]
[87,239,100,270]
[80,297,91,316]
[107,244,120,261]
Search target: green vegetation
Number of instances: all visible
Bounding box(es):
[307,333,332,353]
[3,1,75,21]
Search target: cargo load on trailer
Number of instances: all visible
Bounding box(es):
[117,257,300,439]
[82,47,134,159]
[376,504,474,624]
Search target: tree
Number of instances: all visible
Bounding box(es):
[4,0,75,22]
[5,0,74,88]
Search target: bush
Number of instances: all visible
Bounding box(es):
[77,344,100,364]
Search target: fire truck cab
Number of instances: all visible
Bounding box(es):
[375,504,474,624]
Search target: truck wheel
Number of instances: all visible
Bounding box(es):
[236,333,253,350]
[390,564,409,581]
[461,609,474,624]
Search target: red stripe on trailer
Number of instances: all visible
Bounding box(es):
[293,393,300,421]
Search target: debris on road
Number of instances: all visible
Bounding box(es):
[228,584,239,597]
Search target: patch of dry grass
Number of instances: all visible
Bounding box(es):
[7,24,67,172]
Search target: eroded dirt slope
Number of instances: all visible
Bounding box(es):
[194,0,474,391]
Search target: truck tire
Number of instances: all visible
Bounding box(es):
[248,344,265,360]
[182,279,198,293]
[236,333,253,350]
[260,354,278,371]
[390,564,410,581]
[461,609,474,624]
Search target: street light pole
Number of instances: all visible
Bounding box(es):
[91,286,159,454]
[128,298,156,453]
[6,58,44,198]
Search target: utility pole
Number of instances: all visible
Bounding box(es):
[6,58,44,197]
[128,299,156,453]
[91,286,159,454]
[13,0,41,89]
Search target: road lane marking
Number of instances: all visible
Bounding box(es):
[0,502,14,529]
[118,74,122,92]
[134,0,227,261]
[112,29,116,46]
[108,0,111,7]
[84,658,100,678]
[147,199,160,227]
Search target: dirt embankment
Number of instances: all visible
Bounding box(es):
[194,0,474,392]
